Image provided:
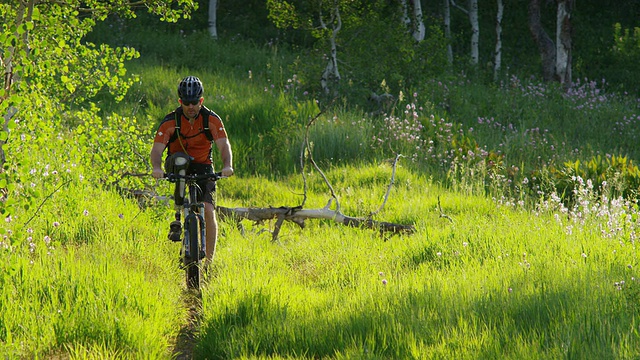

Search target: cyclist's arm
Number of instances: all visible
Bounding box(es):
[150,142,166,179]
[215,138,234,176]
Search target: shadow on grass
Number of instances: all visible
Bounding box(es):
[191,275,637,359]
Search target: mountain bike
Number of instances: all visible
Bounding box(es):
[165,171,223,290]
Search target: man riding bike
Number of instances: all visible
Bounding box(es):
[150,76,234,263]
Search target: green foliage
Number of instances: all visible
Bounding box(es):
[68,107,152,185]
[339,13,449,97]
[266,0,301,29]
[0,96,152,218]
[0,0,198,218]
[0,1,143,104]
[546,155,640,201]
[613,23,640,56]
[268,1,449,104]
[0,94,69,218]
[605,23,640,93]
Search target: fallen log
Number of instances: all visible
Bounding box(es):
[117,187,416,240]
[216,204,416,241]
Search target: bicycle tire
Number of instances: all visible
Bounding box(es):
[185,215,201,289]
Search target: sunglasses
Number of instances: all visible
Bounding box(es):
[181,99,200,106]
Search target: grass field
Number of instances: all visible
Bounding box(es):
[2,163,640,358]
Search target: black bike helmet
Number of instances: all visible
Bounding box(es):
[178,76,204,101]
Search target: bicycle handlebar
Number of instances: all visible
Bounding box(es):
[164,172,224,183]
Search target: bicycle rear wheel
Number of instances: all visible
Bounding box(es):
[184,216,201,289]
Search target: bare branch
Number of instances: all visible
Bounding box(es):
[449,0,468,15]
[23,179,72,227]
[299,109,326,208]
[308,152,339,212]
[299,98,336,208]
[437,196,454,223]
[1,107,18,169]
[369,154,403,218]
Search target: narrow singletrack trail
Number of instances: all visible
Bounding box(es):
[172,289,202,359]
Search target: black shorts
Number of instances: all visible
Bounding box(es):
[187,163,216,206]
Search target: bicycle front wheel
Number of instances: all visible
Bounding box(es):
[184,216,201,289]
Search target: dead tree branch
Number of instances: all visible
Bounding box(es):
[299,100,335,208]
[23,179,72,227]
[449,0,468,15]
[216,201,415,241]
[216,104,416,239]
[437,196,454,223]
[369,153,403,218]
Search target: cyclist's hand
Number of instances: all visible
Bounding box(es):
[152,168,164,179]
[221,166,234,177]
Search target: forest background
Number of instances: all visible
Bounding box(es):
[3,0,640,192]
[3,0,640,358]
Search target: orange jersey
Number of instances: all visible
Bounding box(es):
[154,108,228,165]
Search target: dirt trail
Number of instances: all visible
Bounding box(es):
[172,289,202,359]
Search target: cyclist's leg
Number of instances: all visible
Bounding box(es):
[198,178,218,263]
[204,202,218,262]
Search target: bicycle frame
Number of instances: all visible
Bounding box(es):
[166,172,222,289]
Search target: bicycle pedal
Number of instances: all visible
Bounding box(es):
[167,221,182,242]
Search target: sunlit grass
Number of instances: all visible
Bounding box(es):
[3,159,640,358]
[195,170,640,359]
[0,184,184,358]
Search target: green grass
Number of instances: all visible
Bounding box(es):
[3,161,640,358]
[198,172,640,359]
[0,184,184,358]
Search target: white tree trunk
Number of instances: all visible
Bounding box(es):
[555,0,572,87]
[444,0,453,64]
[320,4,342,95]
[450,0,479,65]
[1,0,31,168]
[493,0,504,81]
[412,0,426,42]
[401,0,425,42]
[469,0,479,65]
[401,0,411,27]
[2,0,24,98]
[208,0,218,39]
